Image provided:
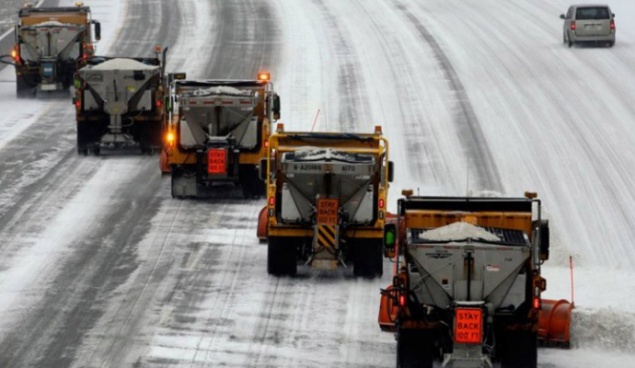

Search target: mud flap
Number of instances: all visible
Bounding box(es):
[257,206,268,242]
[171,168,197,198]
[378,285,398,332]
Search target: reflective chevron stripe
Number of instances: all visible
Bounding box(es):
[317,225,337,249]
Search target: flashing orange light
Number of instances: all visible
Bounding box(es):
[276,123,284,133]
[11,49,18,60]
[154,45,162,54]
[166,132,175,147]
[258,72,270,81]
[374,125,382,134]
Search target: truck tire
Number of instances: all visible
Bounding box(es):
[499,330,537,368]
[353,239,383,278]
[397,329,433,368]
[240,165,265,198]
[76,122,89,155]
[16,75,35,99]
[267,236,297,276]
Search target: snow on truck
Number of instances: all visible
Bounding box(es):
[73,47,168,155]
[378,192,572,368]
[162,73,280,198]
[11,2,101,98]
[258,125,394,277]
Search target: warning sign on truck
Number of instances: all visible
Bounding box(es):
[207,149,227,174]
[454,308,483,344]
[317,198,338,225]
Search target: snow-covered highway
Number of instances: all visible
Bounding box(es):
[0,0,634,367]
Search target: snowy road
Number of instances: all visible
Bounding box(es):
[0,0,634,367]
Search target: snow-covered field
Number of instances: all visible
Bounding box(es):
[0,0,634,367]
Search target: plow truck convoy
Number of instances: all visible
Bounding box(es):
[162,73,280,198]
[12,2,101,98]
[258,125,393,277]
[378,192,572,368]
[73,47,168,155]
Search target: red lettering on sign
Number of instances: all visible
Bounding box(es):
[207,149,227,174]
[317,199,339,225]
[454,308,483,344]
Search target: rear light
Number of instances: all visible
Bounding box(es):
[610,20,615,30]
[379,198,385,209]
[570,21,576,31]
[398,294,406,307]
[156,99,162,109]
[268,196,274,206]
[166,132,175,147]
[75,99,81,109]
[533,297,541,310]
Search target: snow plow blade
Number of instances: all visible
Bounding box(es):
[257,206,268,241]
[538,298,573,348]
[378,285,398,332]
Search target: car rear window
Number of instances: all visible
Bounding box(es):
[576,7,610,20]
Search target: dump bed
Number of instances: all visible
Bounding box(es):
[176,82,260,150]
[400,196,537,309]
[78,57,162,115]
[278,147,378,225]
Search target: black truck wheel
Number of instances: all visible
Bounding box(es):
[267,236,297,276]
[397,329,434,368]
[499,330,537,368]
[16,75,35,99]
[353,239,383,278]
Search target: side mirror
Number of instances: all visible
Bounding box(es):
[384,223,397,258]
[533,220,550,261]
[258,157,268,182]
[559,14,565,20]
[92,20,101,41]
[388,161,394,183]
[272,94,281,120]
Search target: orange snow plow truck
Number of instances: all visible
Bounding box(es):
[161,72,280,198]
[258,125,393,277]
[378,192,572,368]
[12,2,100,98]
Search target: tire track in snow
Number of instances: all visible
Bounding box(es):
[393,0,503,192]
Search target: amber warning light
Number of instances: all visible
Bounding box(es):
[258,72,270,81]
[166,132,175,147]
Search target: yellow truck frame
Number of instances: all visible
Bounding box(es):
[260,124,392,277]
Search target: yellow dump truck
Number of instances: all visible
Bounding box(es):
[12,2,101,98]
[258,125,393,277]
[162,73,280,198]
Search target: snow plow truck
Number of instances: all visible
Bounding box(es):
[378,192,572,368]
[73,47,168,155]
[258,125,393,278]
[162,72,280,199]
[11,2,101,98]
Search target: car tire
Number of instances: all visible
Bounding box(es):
[608,41,615,47]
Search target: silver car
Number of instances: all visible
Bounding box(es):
[560,4,616,47]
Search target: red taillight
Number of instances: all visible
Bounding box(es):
[570,21,576,31]
[75,99,81,109]
[610,20,615,30]
[268,196,274,206]
[533,297,541,310]
[156,99,162,108]
[379,198,385,209]
[398,294,406,307]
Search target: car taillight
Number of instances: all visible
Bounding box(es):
[570,21,576,31]
[610,20,615,30]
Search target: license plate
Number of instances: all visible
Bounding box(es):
[207,149,227,174]
[454,308,483,344]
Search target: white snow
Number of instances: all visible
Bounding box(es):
[420,222,501,242]
[1,0,635,367]
[89,57,158,70]
[189,85,254,97]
